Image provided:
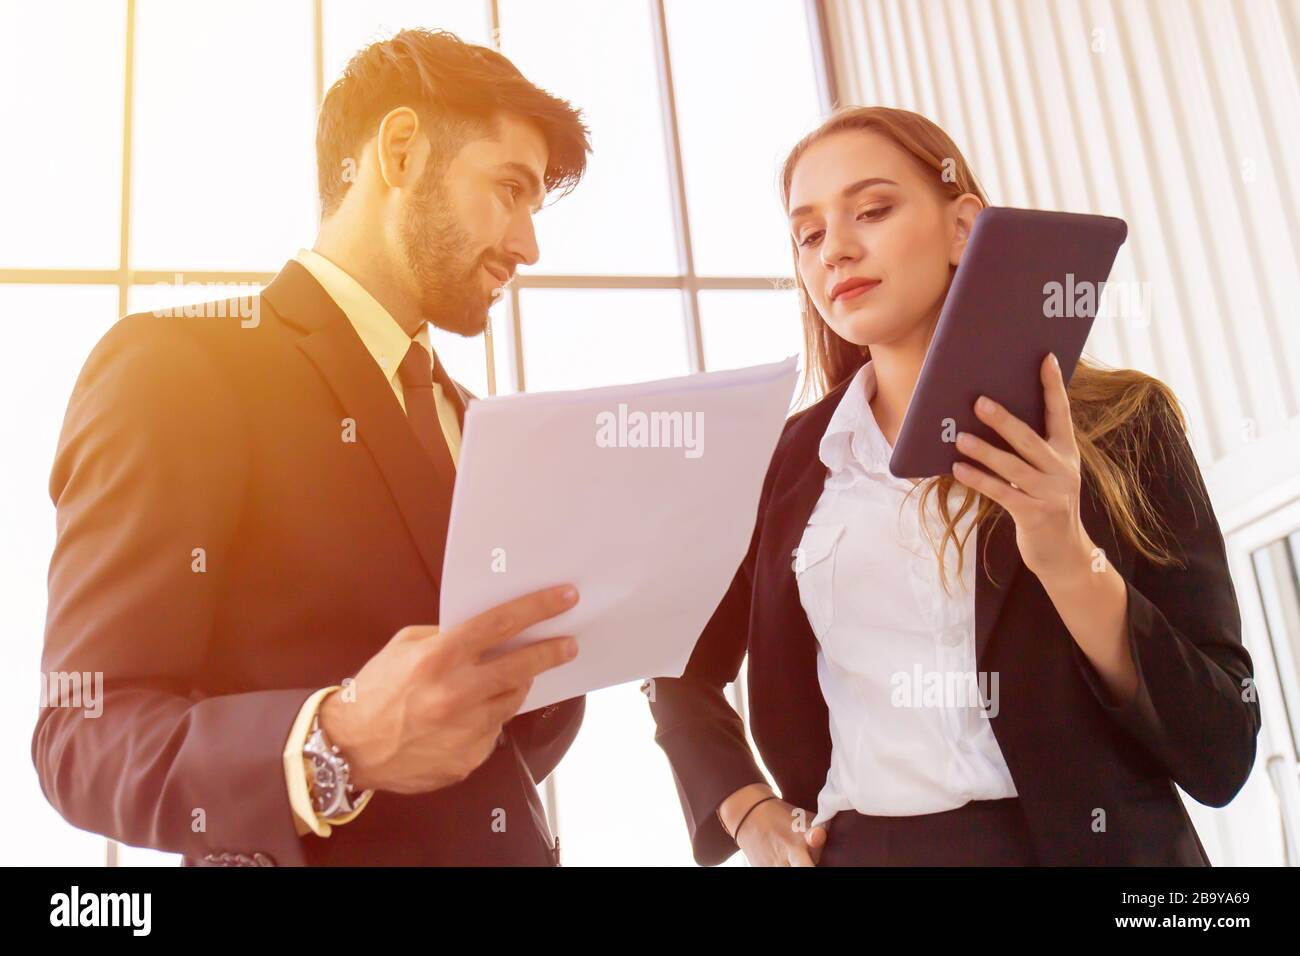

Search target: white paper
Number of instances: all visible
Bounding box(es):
[439,356,799,714]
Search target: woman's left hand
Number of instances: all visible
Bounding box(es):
[951,352,1095,586]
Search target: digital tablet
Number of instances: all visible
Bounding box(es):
[888,206,1128,479]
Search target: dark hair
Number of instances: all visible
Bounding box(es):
[316,28,591,216]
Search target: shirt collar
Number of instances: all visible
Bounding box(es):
[818,360,898,480]
[293,248,433,381]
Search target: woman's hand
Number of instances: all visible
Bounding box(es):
[721,785,827,866]
[950,352,1094,589]
[951,352,1138,703]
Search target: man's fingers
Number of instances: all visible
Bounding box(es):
[479,635,578,689]
[391,624,439,643]
[484,682,532,726]
[447,585,579,659]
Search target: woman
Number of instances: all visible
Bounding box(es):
[648,106,1260,866]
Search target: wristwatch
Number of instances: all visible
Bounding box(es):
[303,711,372,820]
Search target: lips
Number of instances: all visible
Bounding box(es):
[483,263,510,286]
[831,277,881,301]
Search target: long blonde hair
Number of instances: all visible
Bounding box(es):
[779,106,1185,583]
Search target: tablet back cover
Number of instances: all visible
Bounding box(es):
[888,206,1127,479]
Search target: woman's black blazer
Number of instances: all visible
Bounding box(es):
[648,374,1261,866]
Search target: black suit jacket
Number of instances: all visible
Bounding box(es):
[33,260,584,866]
[649,373,1261,866]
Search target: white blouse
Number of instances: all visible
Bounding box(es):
[796,361,1017,830]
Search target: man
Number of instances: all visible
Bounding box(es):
[33,29,592,866]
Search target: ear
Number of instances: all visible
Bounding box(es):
[947,194,985,267]
[374,106,426,189]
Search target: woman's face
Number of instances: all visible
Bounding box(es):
[787,129,980,351]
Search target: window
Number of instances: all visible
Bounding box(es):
[1251,532,1300,760]
[2,0,831,866]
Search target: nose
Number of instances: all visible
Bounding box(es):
[819,214,863,272]
[503,210,540,268]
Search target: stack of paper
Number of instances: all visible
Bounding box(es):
[439,357,799,713]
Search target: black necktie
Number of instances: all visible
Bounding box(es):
[396,339,456,486]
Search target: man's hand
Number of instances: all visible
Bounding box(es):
[319,585,580,794]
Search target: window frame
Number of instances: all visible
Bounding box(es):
[1,0,837,866]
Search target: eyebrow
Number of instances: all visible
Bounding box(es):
[788,177,899,221]
[499,161,546,213]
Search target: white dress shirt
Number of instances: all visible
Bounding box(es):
[796,361,1017,830]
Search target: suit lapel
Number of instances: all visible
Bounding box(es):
[774,372,1026,667]
[263,261,452,592]
[762,381,850,648]
[974,508,1022,665]
[431,353,470,430]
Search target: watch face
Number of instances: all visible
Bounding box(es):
[306,729,352,816]
[310,749,341,813]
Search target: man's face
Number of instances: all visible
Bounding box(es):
[400,112,548,336]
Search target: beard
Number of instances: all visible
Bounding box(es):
[400,165,497,337]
